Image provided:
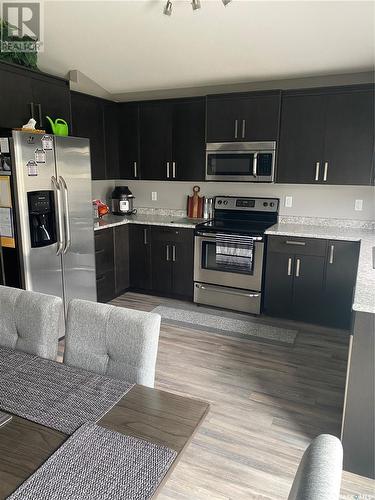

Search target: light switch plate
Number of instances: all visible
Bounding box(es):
[285,196,293,208]
[354,199,363,211]
[151,192,157,201]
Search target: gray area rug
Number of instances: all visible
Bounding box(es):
[152,304,297,345]
[0,346,133,434]
[8,422,177,500]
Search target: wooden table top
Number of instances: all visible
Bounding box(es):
[0,385,209,499]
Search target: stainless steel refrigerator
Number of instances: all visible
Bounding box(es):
[3,131,96,310]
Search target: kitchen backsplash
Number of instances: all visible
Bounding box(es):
[92,180,375,222]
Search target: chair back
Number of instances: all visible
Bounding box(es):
[64,299,161,387]
[0,285,63,360]
[288,434,343,500]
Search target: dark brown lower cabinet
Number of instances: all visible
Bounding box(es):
[95,228,115,303]
[114,225,130,294]
[151,227,194,299]
[129,225,152,291]
[264,235,359,329]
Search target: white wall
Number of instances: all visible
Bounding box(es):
[112,180,375,221]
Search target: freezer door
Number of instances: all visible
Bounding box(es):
[11,131,64,298]
[54,136,97,307]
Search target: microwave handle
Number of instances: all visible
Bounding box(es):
[252,153,258,177]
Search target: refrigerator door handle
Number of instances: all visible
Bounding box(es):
[59,176,71,254]
[51,176,65,256]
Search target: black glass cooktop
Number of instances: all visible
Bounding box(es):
[196,219,274,236]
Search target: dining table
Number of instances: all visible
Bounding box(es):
[0,351,209,499]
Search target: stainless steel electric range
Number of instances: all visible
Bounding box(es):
[194,196,279,314]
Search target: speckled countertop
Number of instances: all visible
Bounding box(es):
[94,213,205,231]
[265,220,375,314]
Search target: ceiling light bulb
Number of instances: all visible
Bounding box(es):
[164,0,172,16]
[222,0,232,5]
[192,0,201,11]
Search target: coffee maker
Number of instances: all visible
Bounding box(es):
[27,191,57,248]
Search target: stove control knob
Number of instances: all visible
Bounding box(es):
[218,200,222,205]
[263,202,268,207]
[270,202,274,207]
[224,200,228,205]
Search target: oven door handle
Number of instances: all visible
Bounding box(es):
[252,153,258,177]
[195,232,263,241]
[195,283,260,298]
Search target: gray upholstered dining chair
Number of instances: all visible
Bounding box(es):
[0,285,64,360]
[64,299,161,388]
[288,434,343,500]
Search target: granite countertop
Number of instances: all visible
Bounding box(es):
[94,213,205,231]
[265,222,375,314]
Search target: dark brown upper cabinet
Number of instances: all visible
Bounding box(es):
[206,90,281,143]
[277,85,374,185]
[118,103,140,180]
[0,61,71,132]
[139,98,205,181]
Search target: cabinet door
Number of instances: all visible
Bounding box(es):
[0,68,33,129]
[151,227,173,295]
[129,225,152,290]
[172,99,205,181]
[171,229,194,298]
[118,103,140,179]
[206,97,244,142]
[139,101,173,180]
[323,241,359,329]
[323,90,374,185]
[31,78,71,132]
[114,225,130,294]
[277,94,326,184]
[103,101,120,179]
[95,228,115,303]
[292,255,325,324]
[71,92,106,180]
[263,251,294,318]
[241,93,281,141]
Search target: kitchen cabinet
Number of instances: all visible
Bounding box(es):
[206,91,281,143]
[95,228,115,303]
[323,240,359,329]
[150,226,194,299]
[118,103,140,179]
[114,224,130,294]
[0,62,71,132]
[129,224,152,291]
[71,92,106,180]
[139,98,206,181]
[103,101,120,179]
[264,235,359,329]
[277,85,374,185]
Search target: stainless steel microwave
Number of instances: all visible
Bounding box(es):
[206,141,276,182]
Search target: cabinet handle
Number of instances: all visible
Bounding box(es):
[37,103,43,127]
[295,258,301,277]
[241,119,246,139]
[133,162,137,178]
[323,161,328,182]
[172,245,176,262]
[166,162,170,179]
[287,257,292,276]
[329,244,335,264]
[166,244,170,261]
[172,161,176,179]
[30,102,35,119]
[315,162,320,181]
[285,240,306,246]
[234,119,238,139]
[143,228,148,245]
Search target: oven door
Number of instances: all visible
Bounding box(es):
[194,234,264,291]
[206,150,275,182]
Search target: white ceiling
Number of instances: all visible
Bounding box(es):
[38,1,375,95]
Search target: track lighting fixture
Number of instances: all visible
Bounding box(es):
[163,0,232,16]
[192,0,201,11]
[163,0,172,16]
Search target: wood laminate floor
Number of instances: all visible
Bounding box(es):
[108,292,374,500]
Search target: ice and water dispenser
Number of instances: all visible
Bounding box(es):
[27,191,57,248]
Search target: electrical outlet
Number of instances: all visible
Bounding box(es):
[151,191,157,201]
[354,199,363,211]
[285,196,293,208]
